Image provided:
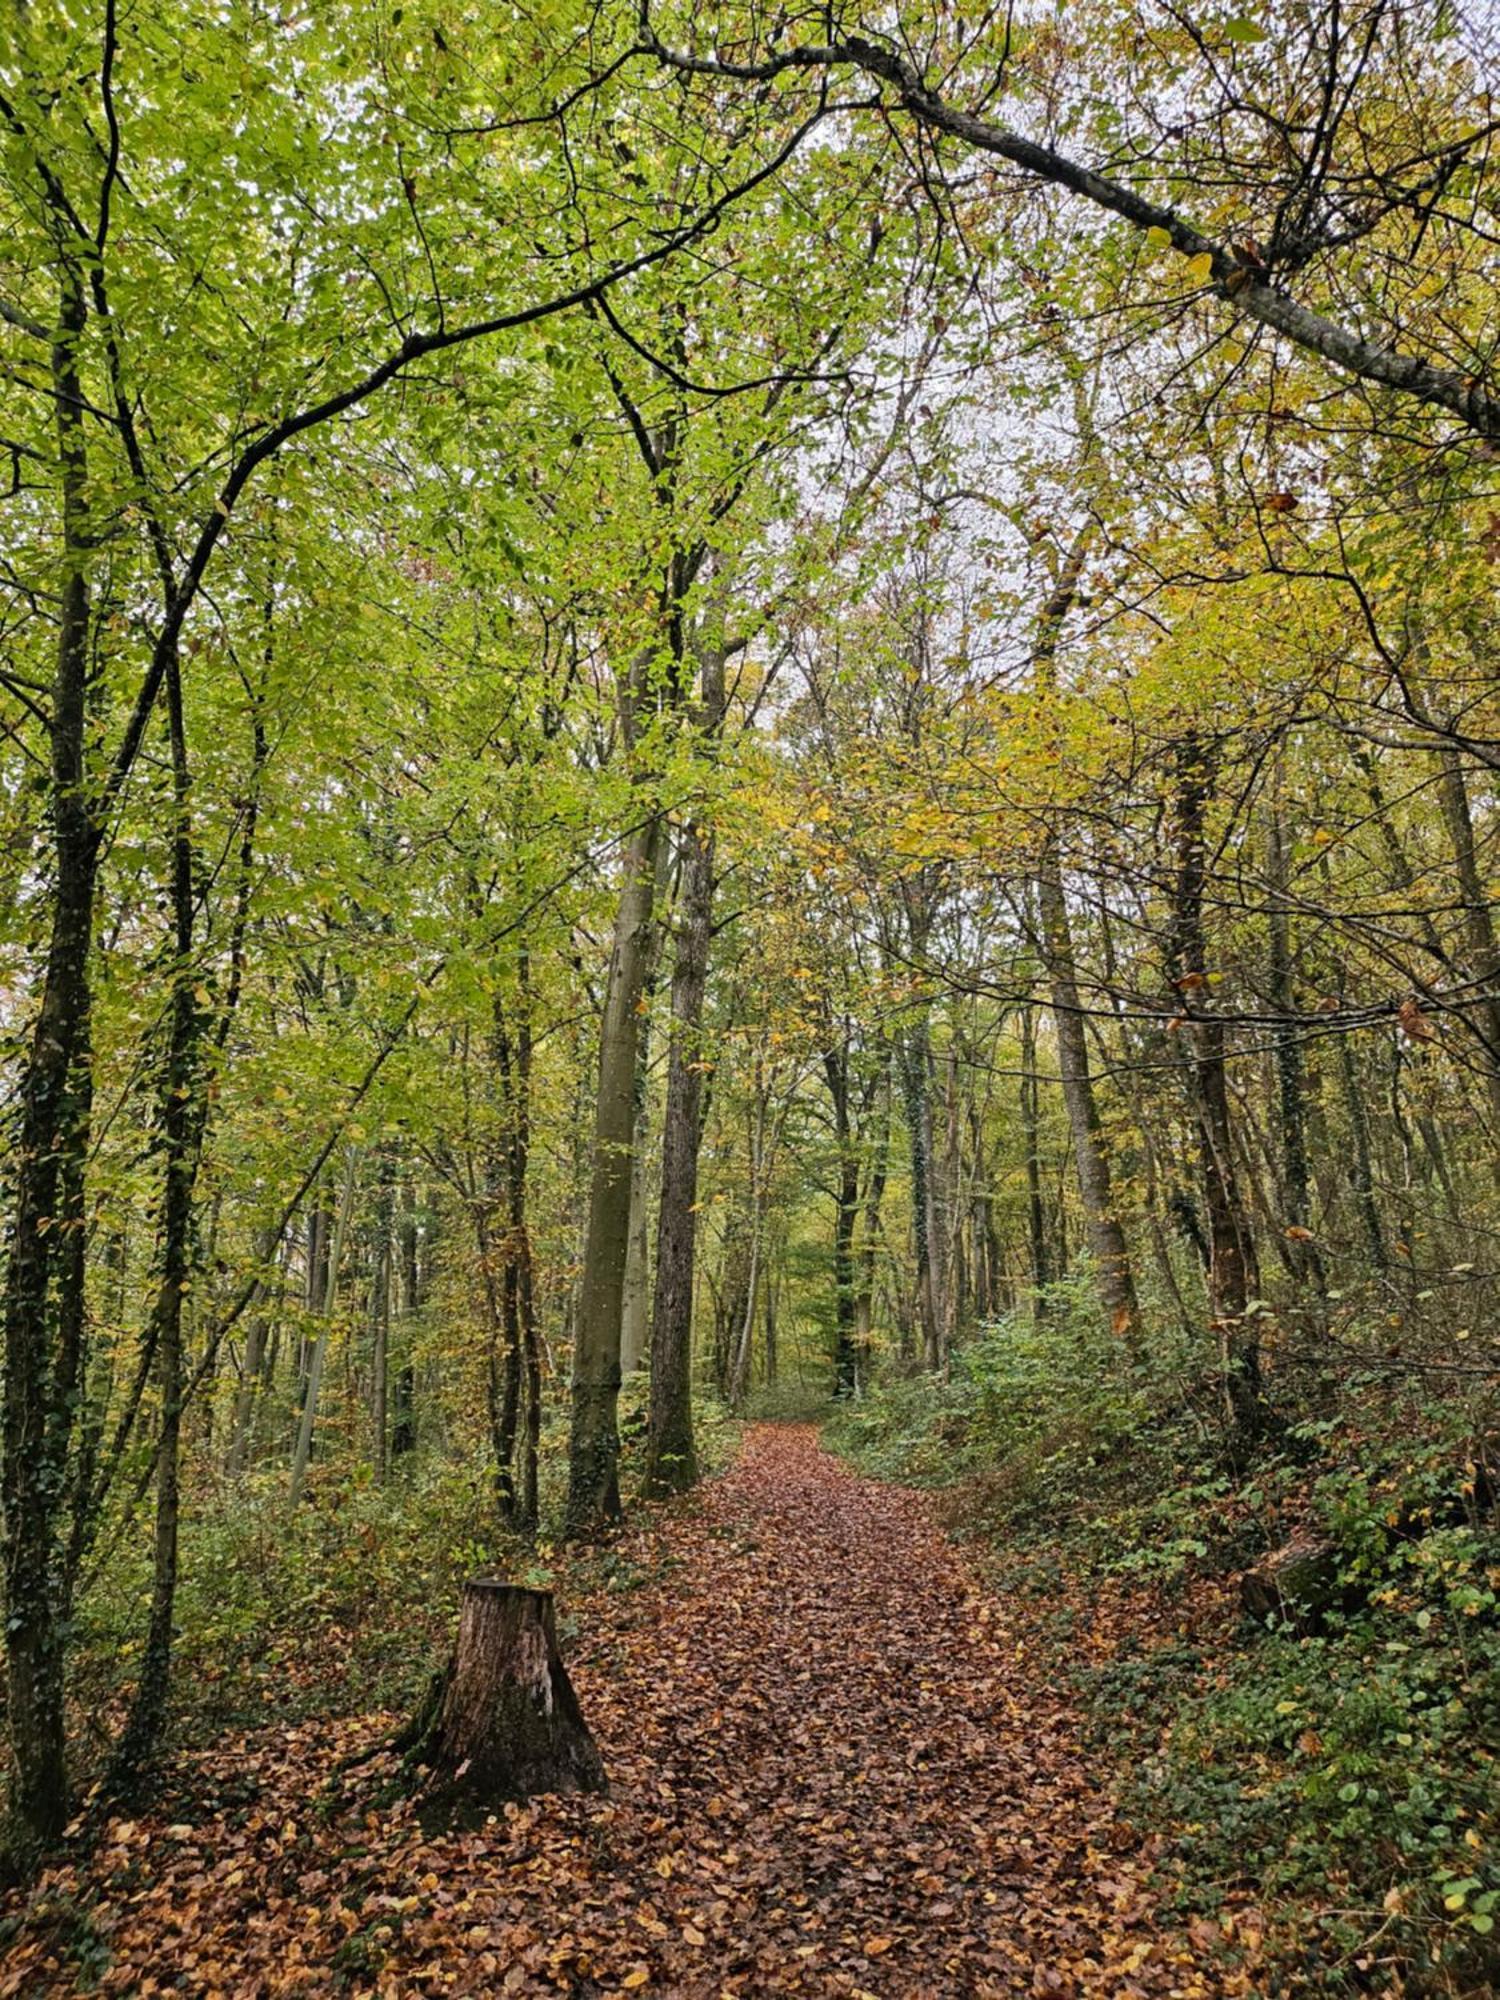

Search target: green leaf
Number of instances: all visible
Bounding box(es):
[1225,17,1267,40]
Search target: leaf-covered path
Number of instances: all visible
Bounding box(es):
[3,1427,1255,1997]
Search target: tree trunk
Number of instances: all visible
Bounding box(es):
[1266,800,1326,1301]
[565,815,662,1535]
[645,822,715,1495]
[1036,852,1142,1342]
[3,258,98,1860]
[899,1027,943,1370]
[288,1150,359,1509]
[370,1202,392,1488]
[823,1043,860,1398]
[1338,1029,1387,1271]
[620,1128,653,1376]
[226,1227,283,1475]
[391,1179,421,1458]
[109,643,211,1794]
[853,1057,889,1369]
[1436,748,1500,1159]
[1170,738,1263,1435]
[403,1581,606,1817]
[728,1083,769,1408]
[620,858,668,1379]
[1020,1000,1051,1320]
[643,606,731,1496]
[1029,536,1142,1349]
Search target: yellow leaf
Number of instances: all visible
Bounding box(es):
[1145,224,1172,251]
[622,1970,650,1990]
[1186,251,1214,287]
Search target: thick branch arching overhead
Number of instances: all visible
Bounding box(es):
[638,13,1500,443]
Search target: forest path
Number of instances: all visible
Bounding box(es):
[1,1425,1251,1997]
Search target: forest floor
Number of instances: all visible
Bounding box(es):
[0,1425,1264,1998]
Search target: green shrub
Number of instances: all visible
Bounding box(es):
[827,1286,1500,1990]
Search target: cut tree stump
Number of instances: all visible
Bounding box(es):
[401,1580,606,1817]
[1239,1535,1342,1630]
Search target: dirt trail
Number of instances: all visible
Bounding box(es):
[1,1426,1251,1997]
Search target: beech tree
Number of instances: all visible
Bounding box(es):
[0,4,1495,1942]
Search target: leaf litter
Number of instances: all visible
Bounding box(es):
[0,1426,1260,1996]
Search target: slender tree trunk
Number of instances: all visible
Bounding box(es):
[479,1205,520,1519]
[620,1131,653,1375]
[1266,801,1325,1300]
[565,815,662,1535]
[1029,537,1142,1348]
[621,843,671,1375]
[728,1087,768,1408]
[300,1199,331,1397]
[226,1228,282,1475]
[1170,738,1263,1435]
[488,961,540,1532]
[3,259,98,1857]
[899,1025,943,1370]
[824,1046,860,1398]
[853,1060,890,1372]
[1436,749,1500,1153]
[370,1174,393,1487]
[940,1046,965,1345]
[644,822,715,1495]
[391,1179,420,1459]
[289,1151,359,1509]
[109,639,221,1793]
[1338,1030,1387,1272]
[1020,1001,1051,1320]
[1036,854,1141,1342]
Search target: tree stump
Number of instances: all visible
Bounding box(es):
[1239,1535,1342,1631]
[402,1581,606,1817]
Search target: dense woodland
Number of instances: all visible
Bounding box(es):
[1,0,1498,1991]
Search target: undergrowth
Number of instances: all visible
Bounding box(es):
[826,1278,1500,1997]
[71,1381,741,1755]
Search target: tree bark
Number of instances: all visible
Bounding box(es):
[1020,1000,1051,1320]
[391,1177,421,1459]
[899,1025,943,1370]
[1170,738,1263,1435]
[288,1151,359,1509]
[226,1227,283,1475]
[3,257,98,1859]
[1029,536,1142,1348]
[620,1124,653,1376]
[109,642,212,1793]
[565,815,662,1535]
[402,1581,606,1816]
[1266,800,1325,1300]
[853,1059,889,1370]
[822,1042,861,1398]
[1436,749,1500,1158]
[644,821,715,1495]
[1036,853,1142,1343]
[621,838,672,1376]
